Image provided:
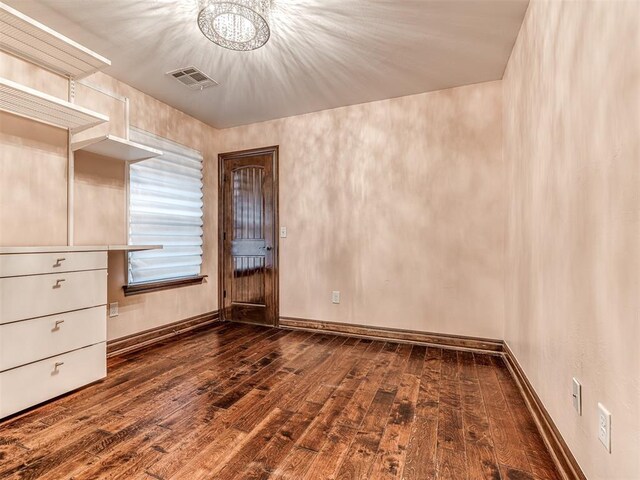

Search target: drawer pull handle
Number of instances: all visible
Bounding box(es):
[53,279,66,289]
[53,362,64,373]
[54,320,65,329]
[53,258,66,267]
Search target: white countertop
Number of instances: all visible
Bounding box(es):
[0,245,162,254]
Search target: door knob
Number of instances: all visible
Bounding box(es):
[265,246,273,251]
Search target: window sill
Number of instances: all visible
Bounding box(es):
[123,275,207,296]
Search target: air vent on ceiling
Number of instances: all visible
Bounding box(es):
[166,66,219,90]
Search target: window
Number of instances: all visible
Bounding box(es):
[127,127,204,287]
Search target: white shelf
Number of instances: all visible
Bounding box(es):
[0,2,110,78]
[107,245,162,252]
[0,76,108,131]
[71,135,163,162]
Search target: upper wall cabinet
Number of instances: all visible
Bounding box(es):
[0,2,111,79]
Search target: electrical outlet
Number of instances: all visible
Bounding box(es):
[598,403,611,452]
[332,291,340,304]
[280,226,287,238]
[109,302,119,317]
[572,378,582,415]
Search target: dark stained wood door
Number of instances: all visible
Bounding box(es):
[219,146,278,326]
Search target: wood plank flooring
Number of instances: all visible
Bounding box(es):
[0,323,561,479]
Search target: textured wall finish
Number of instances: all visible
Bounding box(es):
[0,52,69,246]
[73,151,126,246]
[0,111,68,246]
[219,81,505,339]
[504,1,640,478]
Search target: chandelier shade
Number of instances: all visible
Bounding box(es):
[198,0,271,51]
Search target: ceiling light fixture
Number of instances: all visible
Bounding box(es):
[197,0,271,51]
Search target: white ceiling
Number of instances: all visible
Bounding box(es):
[6,0,529,128]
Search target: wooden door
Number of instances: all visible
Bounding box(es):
[219,146,278,326]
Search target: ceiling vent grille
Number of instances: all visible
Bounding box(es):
[166,66,219,90]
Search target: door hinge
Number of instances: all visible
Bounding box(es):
[223,290,227,298]
[223,231,226,240]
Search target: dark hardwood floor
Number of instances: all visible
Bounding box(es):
[0,323,561,480]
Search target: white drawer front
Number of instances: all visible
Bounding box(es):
[0,343,106,418]
[0,306,106,371]
[0,251,107,278]
[0,270,107,324]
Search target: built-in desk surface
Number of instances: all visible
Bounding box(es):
[0,245,161,254]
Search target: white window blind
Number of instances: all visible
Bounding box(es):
[128,127,204,284]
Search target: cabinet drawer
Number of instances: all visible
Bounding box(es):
[0,306,106,371]
[0,251,106,278]
[0,270,107,324]
[0,343,106,419]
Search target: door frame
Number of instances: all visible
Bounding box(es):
[218,145,279,326]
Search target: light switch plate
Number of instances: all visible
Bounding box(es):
[572,378,582,415]
[280,226,287,238]
[598,402,611,452]
[332,291,340,304]
[109,302,119,317]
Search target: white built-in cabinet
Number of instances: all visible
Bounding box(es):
[0,248,108,418]
[0,245,161,418]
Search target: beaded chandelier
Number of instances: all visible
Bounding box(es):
[198,0,271,51]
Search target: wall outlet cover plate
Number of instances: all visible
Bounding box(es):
[598,402,611,453]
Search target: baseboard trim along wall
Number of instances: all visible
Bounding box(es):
[107,310,220,357]
[279,316,503,353]
[503,343,587,480]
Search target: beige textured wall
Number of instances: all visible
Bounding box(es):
[0,53,218,340]
[504,1,640,479]
[0,111,68,246]
[219,81,505,339]
[0,53,69,246]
